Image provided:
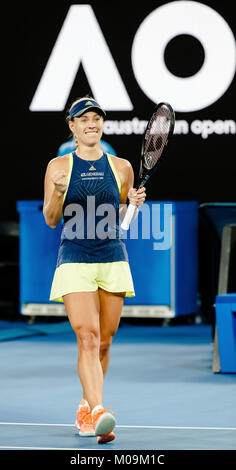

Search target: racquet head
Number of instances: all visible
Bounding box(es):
[138,102,175,187]
[121,102,175,231]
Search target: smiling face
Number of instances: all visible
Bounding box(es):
[69,111,104,148]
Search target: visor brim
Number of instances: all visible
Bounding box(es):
[72,106,106,119]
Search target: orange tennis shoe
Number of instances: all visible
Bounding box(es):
[92,406,116,443]
[75,399,95,437]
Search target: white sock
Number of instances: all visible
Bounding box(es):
[91,405,103,416]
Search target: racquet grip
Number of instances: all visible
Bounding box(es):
[121,203,137,230]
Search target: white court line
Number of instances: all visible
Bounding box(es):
[0,422,235,431]
[116,425,236,431]
[0,446,98,450]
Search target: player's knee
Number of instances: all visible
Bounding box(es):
[76,325,99,352]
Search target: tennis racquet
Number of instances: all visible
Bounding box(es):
[121,102,175,230]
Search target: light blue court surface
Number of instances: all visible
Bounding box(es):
[0,320,236,450]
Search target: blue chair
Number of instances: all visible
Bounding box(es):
[215,293,236,373]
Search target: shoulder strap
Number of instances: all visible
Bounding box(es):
[106,153,121,193]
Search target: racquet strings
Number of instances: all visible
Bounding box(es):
[143,106,172,170]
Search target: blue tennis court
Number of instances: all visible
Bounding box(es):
[0,320,235,451]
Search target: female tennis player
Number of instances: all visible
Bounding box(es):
[43,96,146,444]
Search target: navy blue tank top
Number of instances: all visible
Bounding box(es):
[56,152,128,266]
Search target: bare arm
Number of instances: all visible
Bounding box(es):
[43,159,69,228]
[120,161,134,205]
[119,161,146,221]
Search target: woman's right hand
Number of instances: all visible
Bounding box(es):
[51,170,68,194]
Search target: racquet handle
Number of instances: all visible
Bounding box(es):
[121,203,138,230]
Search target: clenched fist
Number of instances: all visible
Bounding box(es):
[51,170,68,194]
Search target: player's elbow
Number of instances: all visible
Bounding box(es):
[44,217,57,229]
[45,218,57,229]
[43,207,57,228]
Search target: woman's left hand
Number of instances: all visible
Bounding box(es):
[128,187,146,207]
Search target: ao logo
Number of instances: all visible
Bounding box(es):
[30,2,236,113]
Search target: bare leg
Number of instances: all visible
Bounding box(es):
[98,289,125,376]
[63,291,103,410]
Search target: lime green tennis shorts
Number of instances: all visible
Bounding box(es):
[49,261,135,302]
